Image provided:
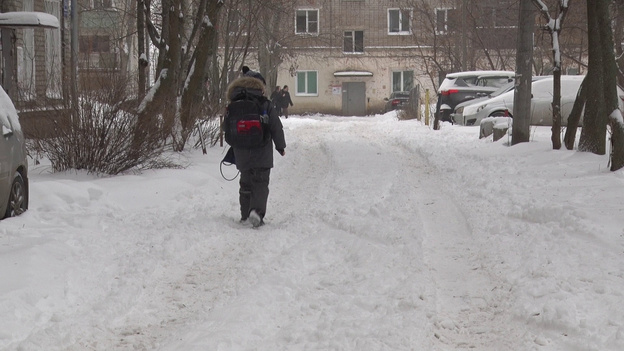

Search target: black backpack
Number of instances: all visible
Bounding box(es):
[223,90,271,149]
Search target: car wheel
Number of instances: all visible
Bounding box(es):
[5,172,27,218]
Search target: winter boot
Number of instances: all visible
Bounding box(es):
[249,210,264,228]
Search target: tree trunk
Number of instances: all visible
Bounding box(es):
[614,0,624,88]
[597,0,624,170]
[579,0,607,154]
[552,66,562,149]
[512,0,534,145]
[531,0,569,150]
[137,0,147,100]
[563,76,587,149]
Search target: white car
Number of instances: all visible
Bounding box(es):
[461,75,586,127]
[0,86,29,219]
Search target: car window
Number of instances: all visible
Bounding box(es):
[462,77,478,85]
[476,77,513,88]
[489,82,515,97]
[454,78,474,87]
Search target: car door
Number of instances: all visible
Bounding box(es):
[530,79,555,126]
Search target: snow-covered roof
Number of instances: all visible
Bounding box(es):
[0,11,59,29]
[334,71,373,77]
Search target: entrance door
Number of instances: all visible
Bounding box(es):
[342,82,366,116]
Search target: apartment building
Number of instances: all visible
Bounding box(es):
[275,0,437,116]
[269,0,588,116]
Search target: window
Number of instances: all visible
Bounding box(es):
[296,9,319,35]
[79,35,111,53]
[435,8,450,35]
[296,71,318,96]
[93,0,112,9]
[392,71,414,92]
[45,0,62,98]
[227,10,247,36]
[388,8,411,34]
[343,31,363,53]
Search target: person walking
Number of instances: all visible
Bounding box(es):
[225,76,286,227]
[270,86,282,117]
[279,85,294,119]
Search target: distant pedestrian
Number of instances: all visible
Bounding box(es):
[270,86,282,116]
[279,85,294,119]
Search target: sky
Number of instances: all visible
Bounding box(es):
[1,112,624,350]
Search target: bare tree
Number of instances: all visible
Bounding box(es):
[136,0,224,151]
[532,0,570,150]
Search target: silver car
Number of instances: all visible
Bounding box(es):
[460,75,586,126]
[0,86,29,219]
[435,70,515,123]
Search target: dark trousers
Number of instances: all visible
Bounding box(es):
[282,106,289,119]
[239,168,271,219]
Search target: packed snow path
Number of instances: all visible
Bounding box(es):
[3,114,624,350]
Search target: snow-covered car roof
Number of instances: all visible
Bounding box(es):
[0,12,59,28]
[444,70,515,79]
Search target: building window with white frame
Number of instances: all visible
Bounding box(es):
[388,8,411,34]
[296,9,319,35]
[392,70,414,92]
[296,70,318,96]
[435,8,451,35]
[343,30,363,53]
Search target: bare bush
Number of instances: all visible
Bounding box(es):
[29,74,174,175]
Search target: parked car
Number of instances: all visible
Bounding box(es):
[384,91,410,112]
[0,86,29,219]
[452,76,549,125]
[435,70,516,124]
[460,75,589,127]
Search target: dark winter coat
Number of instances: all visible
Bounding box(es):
[270,90,281,106]
[225,77,286,171]
[279,90,293,108]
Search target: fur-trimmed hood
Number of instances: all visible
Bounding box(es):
[226,76,266,101]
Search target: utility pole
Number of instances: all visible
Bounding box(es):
[512,0,535,145]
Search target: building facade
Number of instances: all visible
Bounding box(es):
[276,0,437,116]
[268,0,586,116]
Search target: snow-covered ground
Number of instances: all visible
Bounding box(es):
[1,112,623,350]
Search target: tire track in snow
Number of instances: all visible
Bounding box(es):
[404,147,528,350]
